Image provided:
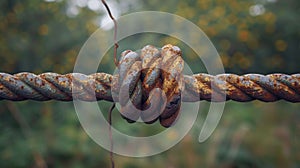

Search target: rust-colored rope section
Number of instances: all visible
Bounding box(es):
[0,45,300,103]
[1,71,300,102]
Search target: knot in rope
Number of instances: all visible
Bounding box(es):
[112,44,184,127]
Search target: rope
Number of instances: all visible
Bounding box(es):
[1,44,300,126]
[115,44,184,127]
[1,49,299,103]
[2,72,299,101]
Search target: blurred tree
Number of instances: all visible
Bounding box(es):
[0,0,98,74]
[141,0,300,74]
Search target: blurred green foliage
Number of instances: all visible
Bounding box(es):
[0,0,299,167]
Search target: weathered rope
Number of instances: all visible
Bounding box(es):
[114,44,184,127]
[1,54,299,103]
[1,44,300,126]
[1,66,300,103]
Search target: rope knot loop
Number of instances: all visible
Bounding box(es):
[112,44,184,127]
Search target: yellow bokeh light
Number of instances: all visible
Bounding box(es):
[275,40,288,52]
[238,30,249,42]
[38,24,49,35]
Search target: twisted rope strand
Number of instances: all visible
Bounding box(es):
[1,38,298,128]
[1,72,300,102]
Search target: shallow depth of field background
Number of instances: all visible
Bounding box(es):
[0,0,299,167]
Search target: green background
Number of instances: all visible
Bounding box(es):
[0,0,299,167]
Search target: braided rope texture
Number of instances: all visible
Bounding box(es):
[113,45,184,127]
[1,72,299,102]
[1,44,300,126]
